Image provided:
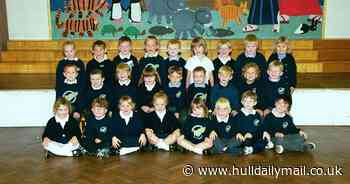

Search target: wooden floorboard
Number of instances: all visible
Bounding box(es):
[0,73,350,90]
[0,127,348,183]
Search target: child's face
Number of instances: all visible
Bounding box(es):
[194,45,205,56]
[192,106,205,117]
[218,73,232,86]
[215,105,230,119]
[63,66,78,81]
[144,75,156,86]
[64,45,76,59]
[90,74,104,88]
[218,45,231,57]
[153,98,167,112]
[91,105,107,119]
[193,71,205,84]
[168,72,182,83]
[242,97,257,110]
[145,39,158,54]
[117,70,130,81]
[167,44,180,57]
[119,101,133,114]
[276,43,288,54]
[93,46,106,59]
[275,99,289,113]
[267,66,283,80]
[55,105,69,119]
[119,41,132,55]
[245,42,258,54]
[244,67,258,82]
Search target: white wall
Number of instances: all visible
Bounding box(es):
[324,0,350,38]
[6,0,51,40]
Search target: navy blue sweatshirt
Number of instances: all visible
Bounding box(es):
[236,79,264,109]
[77,85,115,112]
[113,80,137,105]
[181,116,213,144]
[113,54,139,81]
[268,53,297,88]
[212,57,236,84]
[55,82,84,111]
[163,57,187,84]
[145,111,179,137]
[211,116,239,139]
[262,78,291,110]
[83,116,114,143]
[209,82,240,111]
[163,82,186,113]
[42,116,82,144]
[263,112,300,135]
[55,58,86,91]
[234,110,263,139]
[137,55,166,82]
[136,83,162,108]
[111,112,144,140]
[235,52,267,80]
[187,83,210,106]
[86,58,116,87]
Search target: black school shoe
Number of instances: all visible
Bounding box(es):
[72,146,88,157]
[109,148,120,156]
[304,142,316,151]
[203,148,215,156]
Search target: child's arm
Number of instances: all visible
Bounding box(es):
[186,70,192,89]
[209,71,214,87]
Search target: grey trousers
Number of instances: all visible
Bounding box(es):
[212,138,242,155]
[272,134,306,152]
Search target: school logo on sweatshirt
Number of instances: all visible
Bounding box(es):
[192,125,206,140]
[278,87,286,94]
[193,93,207,102]
[145,63,159,70]
[63,91,78,103]
[254,119,260,126]
[252,88,257,93]
[126,60,134,68]
[176,91,182,98]
[225,125,231,133]
[282,122,289,129]
[99,94,107,99]
[99,126,107,134]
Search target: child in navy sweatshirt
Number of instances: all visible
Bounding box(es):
[177,98,215,155]
[212,40,235,84]
[111,96,147,155]
[113,63,137,105]
[164,39,187,84]
[187,66,210,106]
[263,96,316,154]
[145,91,180,151]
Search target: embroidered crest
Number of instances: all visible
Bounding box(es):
[99,126,107,134]
[282,121,289,129]
[278,87,286,94]
[63,91,78,103]
[225,125,231,133]
[176,91,182,98]
[192,125,206,140]
[99,94,107,99]
[193,93,207,102]
[145,63,159,70]
[254,119,260,126]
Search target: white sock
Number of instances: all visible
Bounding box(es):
[193,147,203,155]
[120,147,140,155]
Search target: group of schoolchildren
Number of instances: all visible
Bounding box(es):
[42,34,316,159]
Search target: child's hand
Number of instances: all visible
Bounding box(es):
[139,133,147,146]
[209,131,217,140]
[69,136,79,146]
[290,87,295,94]
[275,132,284,138]
[95,138,102,144]
[256,109,264,117]
[42,137,51,147]
[174,112,180,119]
[244,133,253,139]
[299,130,308,139]
[236,133,244,142]
[204,137,213,147]
[231,110,238,117]
[73,112,81,119]
[112,136,121,148]
[264,109,271,117]
[263,132,271,141]
[141,106,150,113]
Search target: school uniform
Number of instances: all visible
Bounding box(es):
[81,116,114,153]
[163,56,187,84]
[163,81,186,113]
[268,53,297,88]
[262,78,291,110]
[136,82,162,108]
[56,58,86,92]
[137,54,166,82]
[181,116,212,144]
[212,57,236,84]
[145,110,179,139]
[247,0,279,25]
[112,111,144,147]
[209,82,240,111]
[211,116,243,155]
[113,53,139,81]
[42,116,82,156]
[113,79,137,105]
[235,52,267,81]
[187,83,210,106]
[234,109,267,153]
[55,79,84,112]
[236,79,264,109]
[263,109,307,152]
[185,55,215,85]
[86,56,116,87]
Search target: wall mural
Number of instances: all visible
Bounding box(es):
[50,0,325,40]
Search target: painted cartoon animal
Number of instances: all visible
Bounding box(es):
[146,0,187,24]
[101,24,123,36]
[172,8,212,39]
[213,0,248,26]
[56,9,99,37]
[123,26,146,38]
[209,26,234,37]
[65,0,109,18]
[148,26,174,36]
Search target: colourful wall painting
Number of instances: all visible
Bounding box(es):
[50,0,325,40]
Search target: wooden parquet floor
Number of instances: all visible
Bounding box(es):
[0,127,349,184]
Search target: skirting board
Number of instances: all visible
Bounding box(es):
[0,89,349,127]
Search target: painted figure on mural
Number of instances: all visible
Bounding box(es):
[110,0,142,23]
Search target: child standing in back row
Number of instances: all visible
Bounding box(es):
[212,40,235,84]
